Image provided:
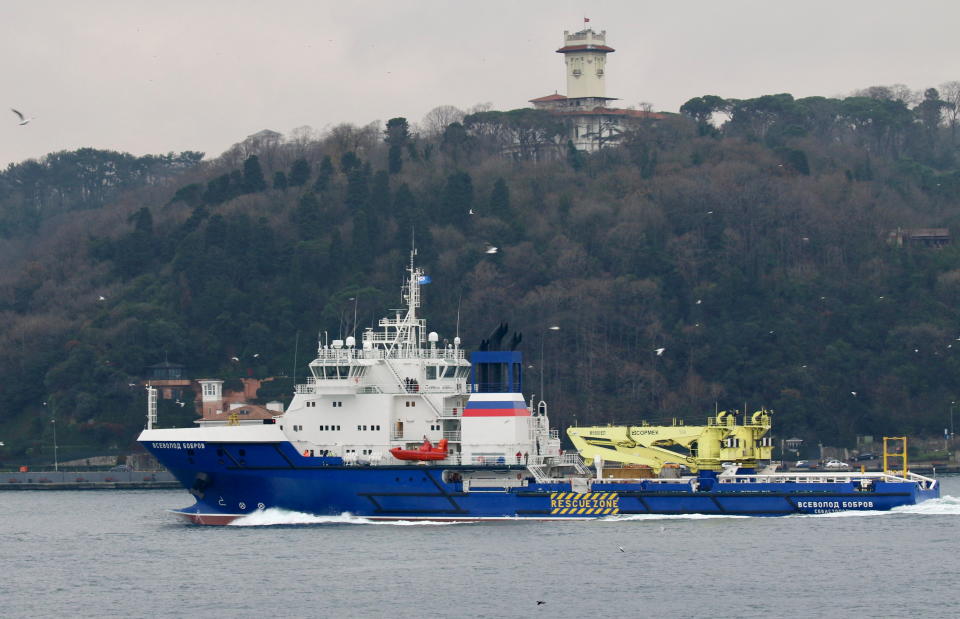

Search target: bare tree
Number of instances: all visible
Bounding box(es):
[852,84,919,105]
[940,80,960,143]
[420,105,465,138]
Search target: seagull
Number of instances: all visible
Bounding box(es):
[253,353,260,358]
[536,601,545,606]
[851,391,857,396]
[231,356,240,361]
[548,325,560,331]
[654,347,665,356]
[127,383,137,387]
[98,295,106,301]
[695,299,702,305]
[11,108,33,125]
[468,208,475,215]
[485,245,498,254]
[618,545,625,552]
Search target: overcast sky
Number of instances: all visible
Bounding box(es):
[2,0,958,168]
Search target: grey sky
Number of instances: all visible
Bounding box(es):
[2,0,958,168]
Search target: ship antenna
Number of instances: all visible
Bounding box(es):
[455,295,462,340]
[351,295,359,338]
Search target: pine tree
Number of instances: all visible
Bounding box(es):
[273,171,288,191]
[242,155,268,193]
[289,158,311,187]
[313,156,334,192]
[385,117,411,174]
[489,177,510,217]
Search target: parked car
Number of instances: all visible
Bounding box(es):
[794,460,814,469]
[824,459,850,470]
[855,452,878,461]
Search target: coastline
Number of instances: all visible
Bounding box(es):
[0,470,178,491]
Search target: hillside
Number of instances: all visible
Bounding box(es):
[2,87,960,465]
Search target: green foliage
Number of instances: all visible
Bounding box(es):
[242,155,268,193]
[313,155,334,192]
[289,158,311,187]
[3,86,960,461]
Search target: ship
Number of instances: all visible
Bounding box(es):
[138,254,939,524]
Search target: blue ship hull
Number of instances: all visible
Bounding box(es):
[142,439,940,524]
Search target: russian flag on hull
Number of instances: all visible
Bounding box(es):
[463,393,530,417]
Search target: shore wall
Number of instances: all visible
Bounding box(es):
[0,470,179,490]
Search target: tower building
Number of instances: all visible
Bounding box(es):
[558,28,615,102]
[529,24,664,152]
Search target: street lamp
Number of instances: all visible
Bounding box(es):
[44,401,58,472]
[949,401,956,458]
[538,325,560,404]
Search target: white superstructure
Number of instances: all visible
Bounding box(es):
[195,252,560,465]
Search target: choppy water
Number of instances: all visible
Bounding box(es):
[3,476,960,618]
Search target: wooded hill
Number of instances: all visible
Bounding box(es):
[2,84,959,464]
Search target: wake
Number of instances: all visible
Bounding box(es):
[228,508,465,527]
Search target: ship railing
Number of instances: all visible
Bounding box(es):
[443,431,461,442]
[315,348,466,362]
[716,471,934,485]
[440,407,463,418]
[197,419,275,427]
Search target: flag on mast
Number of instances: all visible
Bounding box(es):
[584,17,590,23]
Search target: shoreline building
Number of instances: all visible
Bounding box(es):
[529,26,665,151]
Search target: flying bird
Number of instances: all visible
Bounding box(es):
[655,347,665,356]
[253,353,260,358]
[536,601,545,606]
[98,295,106,301]
[231,356,240,361]
[548,325,560,331]
[695,299,702,305]
[468,208,475,215]
[485,245,498,254]
[618,545,625,552]
[11,108,33,125]
[851,391,857,396]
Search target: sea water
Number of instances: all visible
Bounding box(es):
[2,476,959,618]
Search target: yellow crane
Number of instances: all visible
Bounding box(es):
[567,410,774,474]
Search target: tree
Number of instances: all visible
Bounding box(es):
[340,151,360,175]
[313,156,334,192]
[289,158,311,187]
[442,171,473,225]
[292,192,323,240]
[940,80,960,145]
[679,95,727,134]
[441,122,470,163]
[241,155,267,193]
[421,105,465,137]
[385,117,411,174]
[489,177,510,217]
[566,140,584,171]
[273,171,288,191]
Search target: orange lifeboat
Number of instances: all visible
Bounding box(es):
[390,438,449,461]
